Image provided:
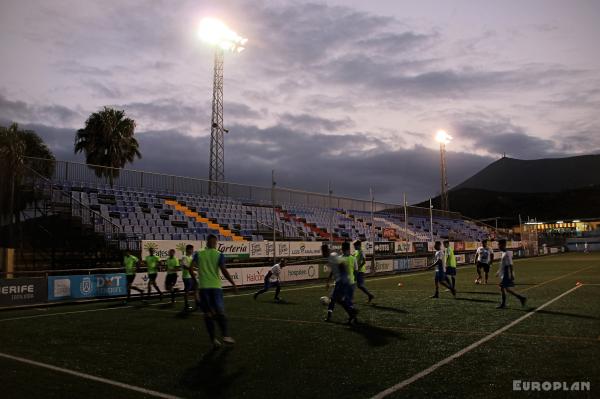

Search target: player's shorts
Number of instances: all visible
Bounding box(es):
[165,273,178,289]
[263,277,279,290]
[356,272,366,286]
[499,276,515,288]
[126,274,135,284]
[435,270,446,282]
[183,277,196,291]
[330,280,351,300]
[477,262,490,273]
[445,266,457,276]
[148,273,158,281]
[198,288,225,314]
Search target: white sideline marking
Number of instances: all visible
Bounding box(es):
[0,272,417,322]
[0,261,582,322]
[370,284,584,399]
[0,352,183,399]
[0,306,134,322]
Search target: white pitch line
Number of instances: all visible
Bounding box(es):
[0,272,421,322]
[0,305,134,322]
[0,258,571,322]
[370,283,585,399]
[0,352,183,399]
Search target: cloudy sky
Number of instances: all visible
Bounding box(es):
[1,0,599,203]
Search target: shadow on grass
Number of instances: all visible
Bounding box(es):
[176,310,195,319]
[454,297,497,304]
[335,321,404,347]
[180,347,244,395]
[264,300,297,306]
[368,304,408,314]
[459,291,499,296]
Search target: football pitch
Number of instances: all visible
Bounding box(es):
[1,253,598,399]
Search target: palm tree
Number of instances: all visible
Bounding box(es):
[0,123,55,243]
[75,107,141,184]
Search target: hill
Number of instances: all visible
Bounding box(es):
[454,154,600,193]
[417,154,600,225]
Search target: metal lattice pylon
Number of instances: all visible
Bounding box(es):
[439,142,449,211]
[208,48,225,196]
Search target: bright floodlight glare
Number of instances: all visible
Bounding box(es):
[198,17,247,52]
[435,130,452,144]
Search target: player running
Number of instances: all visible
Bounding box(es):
[144,247,163,300]
[474,239,494,284]
[181,244,195,311]
[444,240,457,290]
[323,242,358,324]
[353,240,375,303]
[192,234,237,348]
[428,241,456,298]
[253,259,287,302]
[496,239,527,309]
[123,250,144,304]
[165,249,180,303]
[342,241,358,302]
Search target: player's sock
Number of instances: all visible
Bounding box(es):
[327,299,336,312]
[451,277,456,289]
[274,286,281,300]
[215,314,229,337]
[518,295,527,307]
[204,316,216,341]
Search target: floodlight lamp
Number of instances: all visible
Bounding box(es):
[435,130,452,145]
[198,17,247,53]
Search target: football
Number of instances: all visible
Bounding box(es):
[320,296,331,305]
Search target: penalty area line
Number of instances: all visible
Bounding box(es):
[0,352,183,399]
[370,283,584,399]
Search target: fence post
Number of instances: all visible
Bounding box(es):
[65,161,69,181]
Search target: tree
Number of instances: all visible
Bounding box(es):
[0,123,55,243]
[74,107,141,184]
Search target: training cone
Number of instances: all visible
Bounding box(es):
[576,281,583,286]
[398,282,404,287]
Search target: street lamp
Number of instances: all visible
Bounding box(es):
[197,17,247,196]
[435,130,452,212]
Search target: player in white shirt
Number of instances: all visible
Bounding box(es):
[428,241,456,298]
[253,259,287,302]
[496,239,527,308]
[474,239,494,284]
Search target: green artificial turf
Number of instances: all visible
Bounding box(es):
[0,253,598,399]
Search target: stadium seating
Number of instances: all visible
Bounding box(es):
[44,180,493,249]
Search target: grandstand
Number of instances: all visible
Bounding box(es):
[28,158,494,254]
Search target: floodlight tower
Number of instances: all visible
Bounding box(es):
[198,18,247,196]
[435,130,452,212]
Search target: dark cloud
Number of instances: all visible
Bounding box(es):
[115,98,210,129]
[278,113,355,132]
[9,119,493,203]
[452,118,561,159]
[0,93,80,126]
[224,102,264,120]
[355,31,435,55]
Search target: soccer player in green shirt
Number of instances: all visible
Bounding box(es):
[164,249,180,304]
[353,240,374,303]
[444,241,457,290]
[191,234,238,348]
[144,247,163,300]
[181,244,196,311]
[123,250,144,304]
